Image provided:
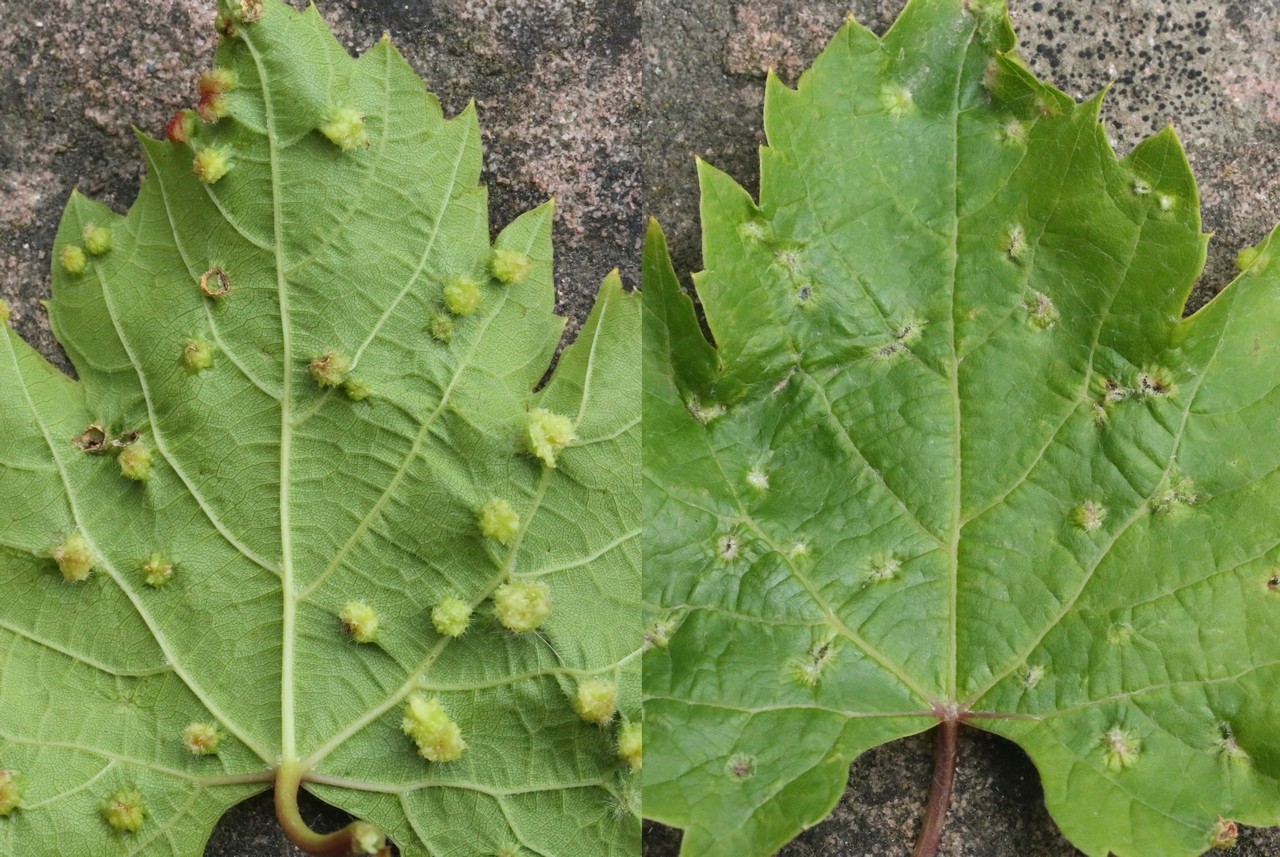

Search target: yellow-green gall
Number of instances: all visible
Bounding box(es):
[60,245,87,275]
[320,106,370,152]
[526,407,575,468]
[429,313,454,343]
[0,299,10,325]
[310,350,352,389]
[193,146,233,184]
[879,84,914,117]
[231,0,263,24]
[119,440,152,482]
[101,788,145,833]
[1213,818,1239,850]
[199,67,238,95]
[1103,726,1141,771]
[350,822,386,855]
[1237,246,1261,271]
[197,68,238,123]
[489,248,531,285]
[572,678,617,725]
[339,601,379,643]
[0,770,21,816]
[478,498,520,545]
[618,722,642,772]
[83,223,113,255]
[53,533,95,582]
[493,580,551,633]
[165,108,201,144]
[443,277,481,316]
[343,377,371,401]
[1024,290,1058,330]
[1071,500,1107,534]
[142,553,174,588]
[182,337,215,374]
[401,693,466,762]
[199,94,228,123]
[432,596,472,637]
[182,722,221,756]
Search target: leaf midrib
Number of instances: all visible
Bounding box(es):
[944,24,979,705]
[239,32,299,766]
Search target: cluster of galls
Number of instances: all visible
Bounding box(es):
[215,0,262,38]
[57,221,112,278]
[308,349,369,402]
[164,19,373,189]
[305,248,535,400]
[0,719,226,833]
[342,577,640,773]
[397,681,641,773]
[429,248,534,345]
[330,402,639,773]
[50,534,177,589]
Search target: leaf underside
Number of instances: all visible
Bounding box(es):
[0,2,639,855]
[642,2,1280,856]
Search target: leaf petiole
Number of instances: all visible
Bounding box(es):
[912,718,959,857]
[274,762,389,857]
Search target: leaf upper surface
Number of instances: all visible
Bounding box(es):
[642,2,1280,855]
[0,2,639,855]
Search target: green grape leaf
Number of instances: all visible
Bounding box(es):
[642,1,1280,855]
[0,2,640,855]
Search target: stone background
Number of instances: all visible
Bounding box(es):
[642,0,1280,855]
[3,0,1280,854]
